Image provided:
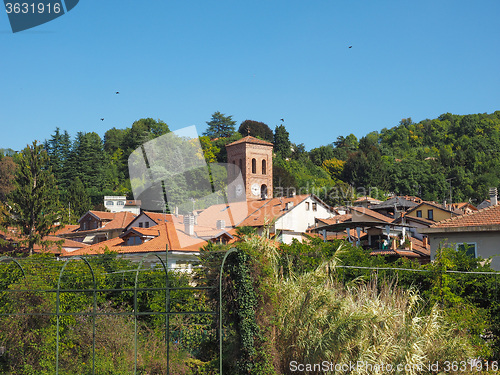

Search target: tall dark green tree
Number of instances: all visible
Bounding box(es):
[44,127,72,189]
[67,132,109,191]
[203,111,236,139]
[67,177,92,222]
[273,124,292,159]
[3,141,60,254]
[238,120,273,142]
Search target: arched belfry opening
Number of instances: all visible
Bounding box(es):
[261,184,268,200]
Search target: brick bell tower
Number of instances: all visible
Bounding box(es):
[226,136,273,201]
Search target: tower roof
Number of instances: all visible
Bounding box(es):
[226,136,273,148]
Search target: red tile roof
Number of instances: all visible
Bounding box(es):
[238,195,312,227]
[350,206,393,223]
[225,136,273,147]
[316,215,352,225]
[63,222,206,257]
[431,203,500,228]
[77,211,137,232]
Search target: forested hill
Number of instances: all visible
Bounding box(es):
[1,111,500,221]
[337,111,500,203]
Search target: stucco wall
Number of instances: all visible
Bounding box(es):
[428,231,500,270]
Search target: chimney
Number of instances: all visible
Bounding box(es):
[216,220,225,230]
[423,237,428,248]
[392,238,397,250]
[174,206,179,217]
[489,188,498,206]
[184,215,195,236]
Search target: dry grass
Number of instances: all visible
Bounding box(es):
[275,256,477,375]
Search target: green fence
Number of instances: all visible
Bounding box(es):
[0,248,238,375]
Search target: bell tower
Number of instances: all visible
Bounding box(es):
[226,136,273,201]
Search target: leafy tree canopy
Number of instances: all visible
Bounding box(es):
[203,111,236,139]
[238,120,273,142]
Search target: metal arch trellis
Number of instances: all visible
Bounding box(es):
[0,247,239,375]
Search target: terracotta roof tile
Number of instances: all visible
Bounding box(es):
[316,214,352,225]
[238,195,312,227]
[225,136,273,147]
[77,211,137,231]
[64,222,206,257]
[350,206,393,223]
[431,204,500,228]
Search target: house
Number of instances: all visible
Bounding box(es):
[61,221,210,271]
[310,206,430,263]
[419,203,500,270]
[369,196,420,218]
[404,201,459,223]
[353,196,382,208]
[0,227,87,256]
[450,202,478,215]
[58,211,137,245]
[103,196,141,215]
[196,193,334,244]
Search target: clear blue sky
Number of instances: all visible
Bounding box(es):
[1,0,499,152]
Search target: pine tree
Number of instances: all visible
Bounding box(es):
[67,177,92,222]
[44,127,72,189]
[4,141,61,255]
[274,124,292,158]
[203,111,236,139]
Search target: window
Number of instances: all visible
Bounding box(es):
[252,158,256,174]
[139,223,143,228]
[312,203,317,211]
[117,201,125,205]
[416,210,422,218]
[145,222,150,228]
[427,209,434,220]
[262,159,266,174]
[127,236,142,246]
[106,201,114,205]
[261,184,268,199]
[457,243,476,258]
[305,202,310,211]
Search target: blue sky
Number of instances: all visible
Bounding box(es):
[1,0,499,152]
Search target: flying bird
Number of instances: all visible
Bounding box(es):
[100,118,104,121]
[115,91,120,94]
[280,118,284,122]
[349,46,352,48]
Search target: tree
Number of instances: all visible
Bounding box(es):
[238,120,273,142]
[0,156,16,201]
[67,177,92,222]
[44,128,72,190]
[67,132,109,191]
[3,141,61,254]
[273,124,291,159]
[203,111,236,139]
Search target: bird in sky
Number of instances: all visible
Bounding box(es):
[115,91,120,94]
[280,118,284,122]
[100,118,104,121]
[349,46,352,48]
